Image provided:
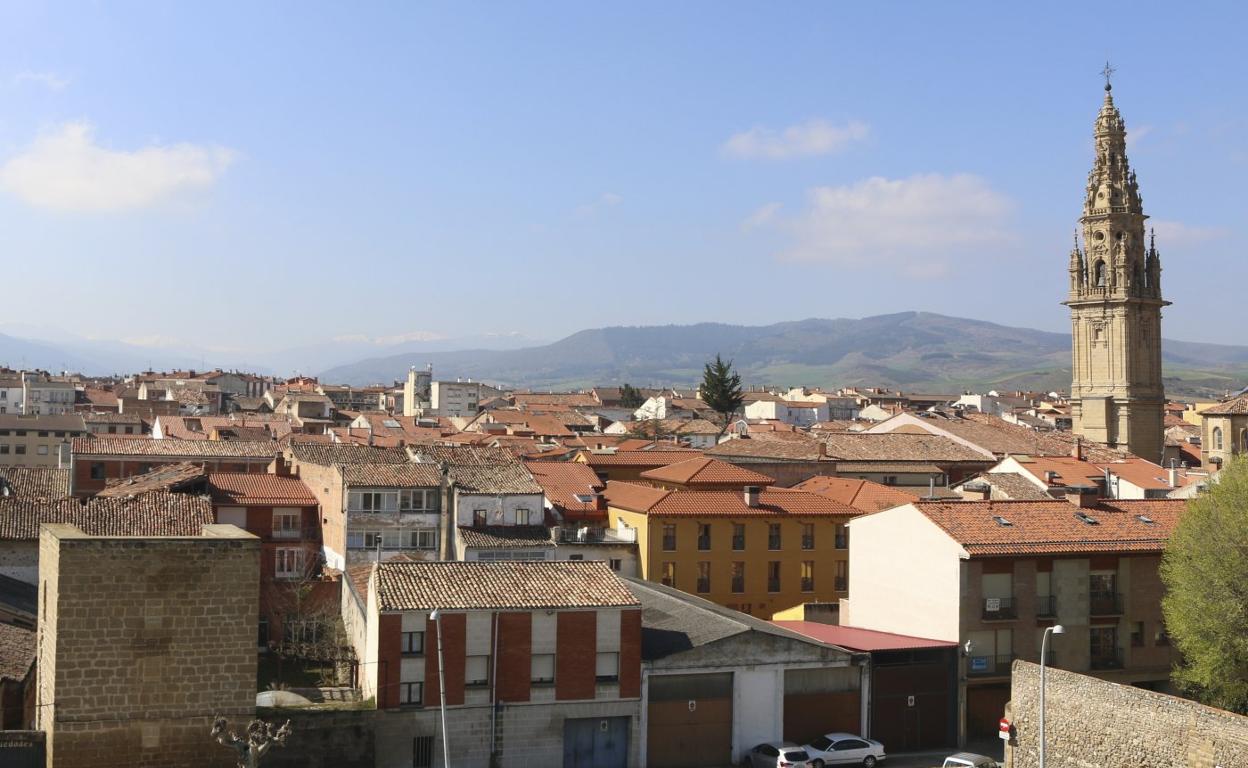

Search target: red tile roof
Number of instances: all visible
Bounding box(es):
[794,475,918,513]
[773,621,956,652]
[907,498,1187,556]
[640,457,774,487]
[525,461,605,512]
[73,436,278,458]
[339,463,443,488]
[605,482,858,518]
[580,450,703,467]
[375,560,637,611]
[207,473,318,506]
[1200,395,1248,416]
[0,491,215,540]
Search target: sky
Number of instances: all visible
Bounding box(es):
[0,2,1245,355]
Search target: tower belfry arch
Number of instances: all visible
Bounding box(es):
[1064,69,1168,461]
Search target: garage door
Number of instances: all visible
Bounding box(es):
[647,673,733,768]
[967,684,1010,741]
[564,716,630,768]
[783,667,860,745]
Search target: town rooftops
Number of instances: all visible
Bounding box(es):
[0,413,87,432]
[0,621,35,683]
[708,432,827,461]
[580,449,704,467]
[525,461,605,511]
[639,457,775,487]
[604,481,858,518]
[339,463,443,488]
[0,491,214,540]
[0,467,72,499]
[820,432,993,463]
[893,498,1187,557]
[511,392,601,409]
[73,436,278,458]
[773,621,957,652]
[456,525,554,550]
[287,443,409,466]
[446,462,542,495]
[206,473,318,506]
[793,475,918,513]
[1198,395,1248,417]
[96,462,208,497]
[374,560,637,612]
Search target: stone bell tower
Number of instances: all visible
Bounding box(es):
[1064,68,1168,461]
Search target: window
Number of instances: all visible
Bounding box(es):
[273,510,300,539]
[473,509,487,527]
[835,560,848,592]
[400,489,437,512]
[882,475,897,486]
[767,561,781,593]
[660,562,676,587]
[662,524,676,551]
[731,523,745,550]
[413,735,434,768]
[1156,624,1170,647]
[531,653,555,684]
[36,445,49,456]
[801,523,814,550]
[402,631,425,655]
[1130,622,1144,648]
[362,531,383,549]
[465,655,490,686]
[767,523,781,550]
[568,554,584,561]
[696,562,711,593]
[275,548,304,579]
[595,651,619,682]
[833,739,870,752]
[697,523,711,551]
[409,530,437,550]
[608,558,622,572]
[800,561,815,592]
[0,445,7,455]
[514,508,533,525]
[1094,259,1107,287]
[731,562,745,593]
[14,445,25,455]
[357,491,385,512]
[1213,427,1224,450]
[400,682,424,706]
[834,523,848,550]
[90,462,105,480]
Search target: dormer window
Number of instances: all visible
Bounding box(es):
[1075,512,1099,525]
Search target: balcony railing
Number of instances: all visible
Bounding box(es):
[982,596,1017,621]
[1035,595,1057,618]
[968,654,1015,677]
[834,576,848,592]
[1089,591,1124,616]
[1090,649,1125,670]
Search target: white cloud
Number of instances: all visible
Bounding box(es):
[12,71,70,91]
[1125,124,1153,149]
[756,173,1015,278]
[0,121,235,212]
[742,202,782,232]
[723,119,869,160]
[331,331,446,346]
[1150,219,1229,246]
[575,191,623,217]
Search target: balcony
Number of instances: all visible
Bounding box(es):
[834,576,848,592]
[968,654,1014,677]
[982,596,1017,621]
[1089,590,1124,616]
[1035,595,1057,618]
[1090,649,1125,670]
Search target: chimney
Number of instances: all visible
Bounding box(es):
[1064,484,1097,508]
[273,453,289,477]
[1072,436,1083,461]
[817,441,827,459]
[596,493,607,512]
[1044,470,1058,485]
[960,482,991,501]
[744,486,761,508]
[1168,466,1179,489]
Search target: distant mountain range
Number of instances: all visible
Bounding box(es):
[317,312,1248,398]
[6,312,1248,398]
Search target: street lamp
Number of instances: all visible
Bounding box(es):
[1039,624,1064,768]
[430,608,449,768]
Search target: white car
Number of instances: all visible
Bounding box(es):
[941,754,998,768]
[744,741,812,768]
[801,732,886,768]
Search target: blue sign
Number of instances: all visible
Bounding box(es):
[970,656,989,672]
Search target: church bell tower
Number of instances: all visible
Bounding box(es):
[1065,67,1168,461]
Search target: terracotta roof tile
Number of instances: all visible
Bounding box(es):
[206,473,318,506]
[0,622,34,682]
[456,525,554,549]
[0,491,215,540]
[605,481,858,518]
[287,443,408,466]
[339,463,443,488]
[375,560,637,611]
[820,432,991,462]
[581,450,704,467]
[640,457,774,487]
[0,468,72,499]
[794,475,918,513]
[1199,395,1248,416]
[73,436,278,458]
[525,461,605,511]
[97,462,208,497]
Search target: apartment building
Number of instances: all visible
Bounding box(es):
[20,373,75,416]
[1200,393,1248,469]
[604,458,859,619]
[348,560,641,768]
[70,436,277,494]
[0,414,86,469]
[338,463,443,566]
[0,374,22,414]
[842,491,1185,742]
[429,379,503,418]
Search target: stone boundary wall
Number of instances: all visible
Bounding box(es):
[260,709,376,768]
[1007,660,1248,768]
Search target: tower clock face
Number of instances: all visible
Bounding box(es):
[1093,231,1105,241]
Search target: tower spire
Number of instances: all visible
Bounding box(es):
[1101,61,1116,92]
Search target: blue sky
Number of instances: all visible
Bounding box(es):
[0,2,1244,355]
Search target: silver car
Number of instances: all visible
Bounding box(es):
[941,754,998,768]
[745,742,812,768]
[802,732,886,767]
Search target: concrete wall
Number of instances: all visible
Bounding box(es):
[1006,661,1248,768]
[454,492,545,527]
[36,523,259,768]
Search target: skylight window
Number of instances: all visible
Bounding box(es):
[382,419,401,428]
[573,494,596,504]
[992,515,1013,527]
[1075,512,1099,525]
[1136,514,1155,525]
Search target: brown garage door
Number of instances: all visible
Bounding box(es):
[967,683,1010,741]
[783,667,860,745]
[648,673,733,768]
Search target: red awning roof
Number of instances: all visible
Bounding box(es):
[772,621,956,652]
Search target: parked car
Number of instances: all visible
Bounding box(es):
[940,753,998,768]
[744,742,812,768]
[802,732,886,768]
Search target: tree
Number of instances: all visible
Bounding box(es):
[618,383,645,409]
[699,355,744,437]
[212,717,292,768]
[1161,458,1248,713]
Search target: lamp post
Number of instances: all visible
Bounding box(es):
[1039,624,1064,768]
[431,608,450,768]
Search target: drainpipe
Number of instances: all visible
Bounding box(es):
[490,612,501,767]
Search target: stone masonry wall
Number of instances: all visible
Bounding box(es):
[37,524,259,768]
[1007,660,1248,768]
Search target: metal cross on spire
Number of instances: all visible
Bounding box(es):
[1101,61,1116,91]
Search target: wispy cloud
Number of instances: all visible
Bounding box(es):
[331,331,446,346]
[0,121,235,212]
[12,71,70,91]
[753,173,1015,278]
[723,119,869,160]
[575,191,623,217]
[1126,124,1153,150]
[1150,219,1229,246]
